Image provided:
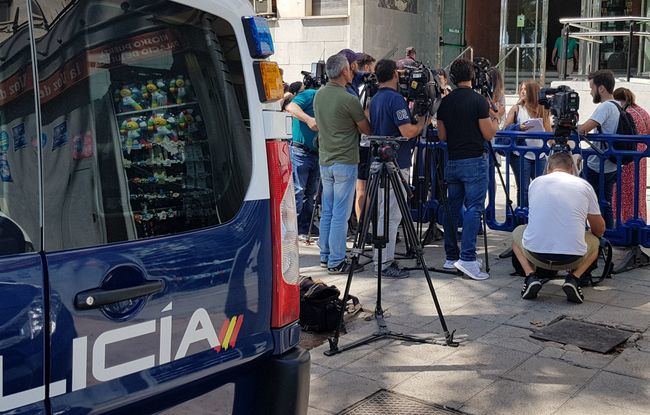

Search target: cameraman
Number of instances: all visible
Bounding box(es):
[436,58,498,280]
[368,59,427,278]
[314,53,371,274]
[512,152,605,304]
[286,81,319,239]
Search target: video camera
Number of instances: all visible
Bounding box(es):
[472,57,494,101]
[301,60,328,89]
[398,63,443,118]
[539,85,580,149]
[359,72,379,110]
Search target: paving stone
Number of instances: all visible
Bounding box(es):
[506,307,564,330]
[392,368,496,408]
[573,371,650,413]
[583,305,650,332]
[310,363,332,381]
[453,298,531,324]
[554,396,645,415]
[460,379,572,415]
[605,348,650,380]
[392,342,531,407]
[636,332,650,352]
[563,344,582,352]
[538,347,565,359]
[381,303,451,329]
[338,344,449,388]
[606,290,650,312]
[560,350,616,369]
[308,406,334,415]
[502,356,597,394]
[309,336,394,370]
[420,315,501,342]
[308,370,382,414]
[476,325,545,354]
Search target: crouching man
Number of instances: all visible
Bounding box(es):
[512,152,605,304]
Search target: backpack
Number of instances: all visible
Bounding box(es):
[299,276,358,332]
[598,101,638,165]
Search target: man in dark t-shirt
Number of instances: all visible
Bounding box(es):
[436,58,498,280]
[368,59,426,278]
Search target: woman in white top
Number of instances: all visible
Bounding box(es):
[504,80,552,208]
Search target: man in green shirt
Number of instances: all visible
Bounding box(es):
[552,36,578,75]
[314,53,371,274]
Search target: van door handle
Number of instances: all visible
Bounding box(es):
[74,280,164,310]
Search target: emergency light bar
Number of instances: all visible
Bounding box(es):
[242,16,274,59]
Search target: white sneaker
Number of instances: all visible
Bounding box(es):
[443,260,457,270]
[454,260,490,280]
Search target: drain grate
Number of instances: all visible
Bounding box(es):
[530,318,633,353]
[338,389,465,415]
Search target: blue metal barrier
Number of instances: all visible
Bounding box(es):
[415,130,650,248]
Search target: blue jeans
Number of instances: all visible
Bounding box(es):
[444,155,488,262]
[586,168,616,229]
[319,164,357,267]
[290,146,320,234]
[510,154,546,208]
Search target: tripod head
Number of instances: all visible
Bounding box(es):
[362,135,409,161]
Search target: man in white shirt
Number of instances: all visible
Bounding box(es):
[511,152,605,304]
[577,70,619,228]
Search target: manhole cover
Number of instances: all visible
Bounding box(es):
[530,318,633,353]
[338,389,465,415]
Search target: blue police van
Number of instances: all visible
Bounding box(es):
[0,0,309,413]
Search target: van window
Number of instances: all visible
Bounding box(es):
[0,9,40,256]
[36,1,252,250]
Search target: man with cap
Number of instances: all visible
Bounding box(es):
[338,49,365,97]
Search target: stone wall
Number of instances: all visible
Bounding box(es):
[362,0,439,67]
[268,16,350,82]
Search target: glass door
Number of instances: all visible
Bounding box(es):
[499,0,548,90]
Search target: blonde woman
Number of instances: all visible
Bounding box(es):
[504,81,552,207]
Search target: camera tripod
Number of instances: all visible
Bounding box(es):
[325,138,459,356]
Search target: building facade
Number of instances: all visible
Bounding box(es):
[256,0,440,82]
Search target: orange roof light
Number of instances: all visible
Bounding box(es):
[254,61,284,103]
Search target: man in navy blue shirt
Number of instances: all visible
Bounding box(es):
[368,59,427,278]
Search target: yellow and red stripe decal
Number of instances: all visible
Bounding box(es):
[213,315,244,353]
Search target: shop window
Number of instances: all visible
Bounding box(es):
[38,1,252,250]
[311,0,348,16]
[0,10,40,256]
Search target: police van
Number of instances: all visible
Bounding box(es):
[0,0,309,413]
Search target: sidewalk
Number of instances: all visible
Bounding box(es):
[299,231,650,415]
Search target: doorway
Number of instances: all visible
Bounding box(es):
[546,0,581,72]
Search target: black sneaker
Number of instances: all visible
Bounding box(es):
[577,272,592,287]
[381,262,409,279]
[562,274,585,304]
[320,261,328,268]
[328,260,365,275]
[521,273,542,299]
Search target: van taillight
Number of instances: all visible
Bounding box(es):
[266,140,300,328]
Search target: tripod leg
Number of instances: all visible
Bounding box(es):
[387,167,458,347]
[306,183,322,245]
[482,211,490,272]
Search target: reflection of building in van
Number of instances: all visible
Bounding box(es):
[1,1,252,251]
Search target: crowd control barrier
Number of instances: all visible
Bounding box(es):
[413,130,650,265]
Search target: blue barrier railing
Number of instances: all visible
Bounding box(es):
[413,130,650,248]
